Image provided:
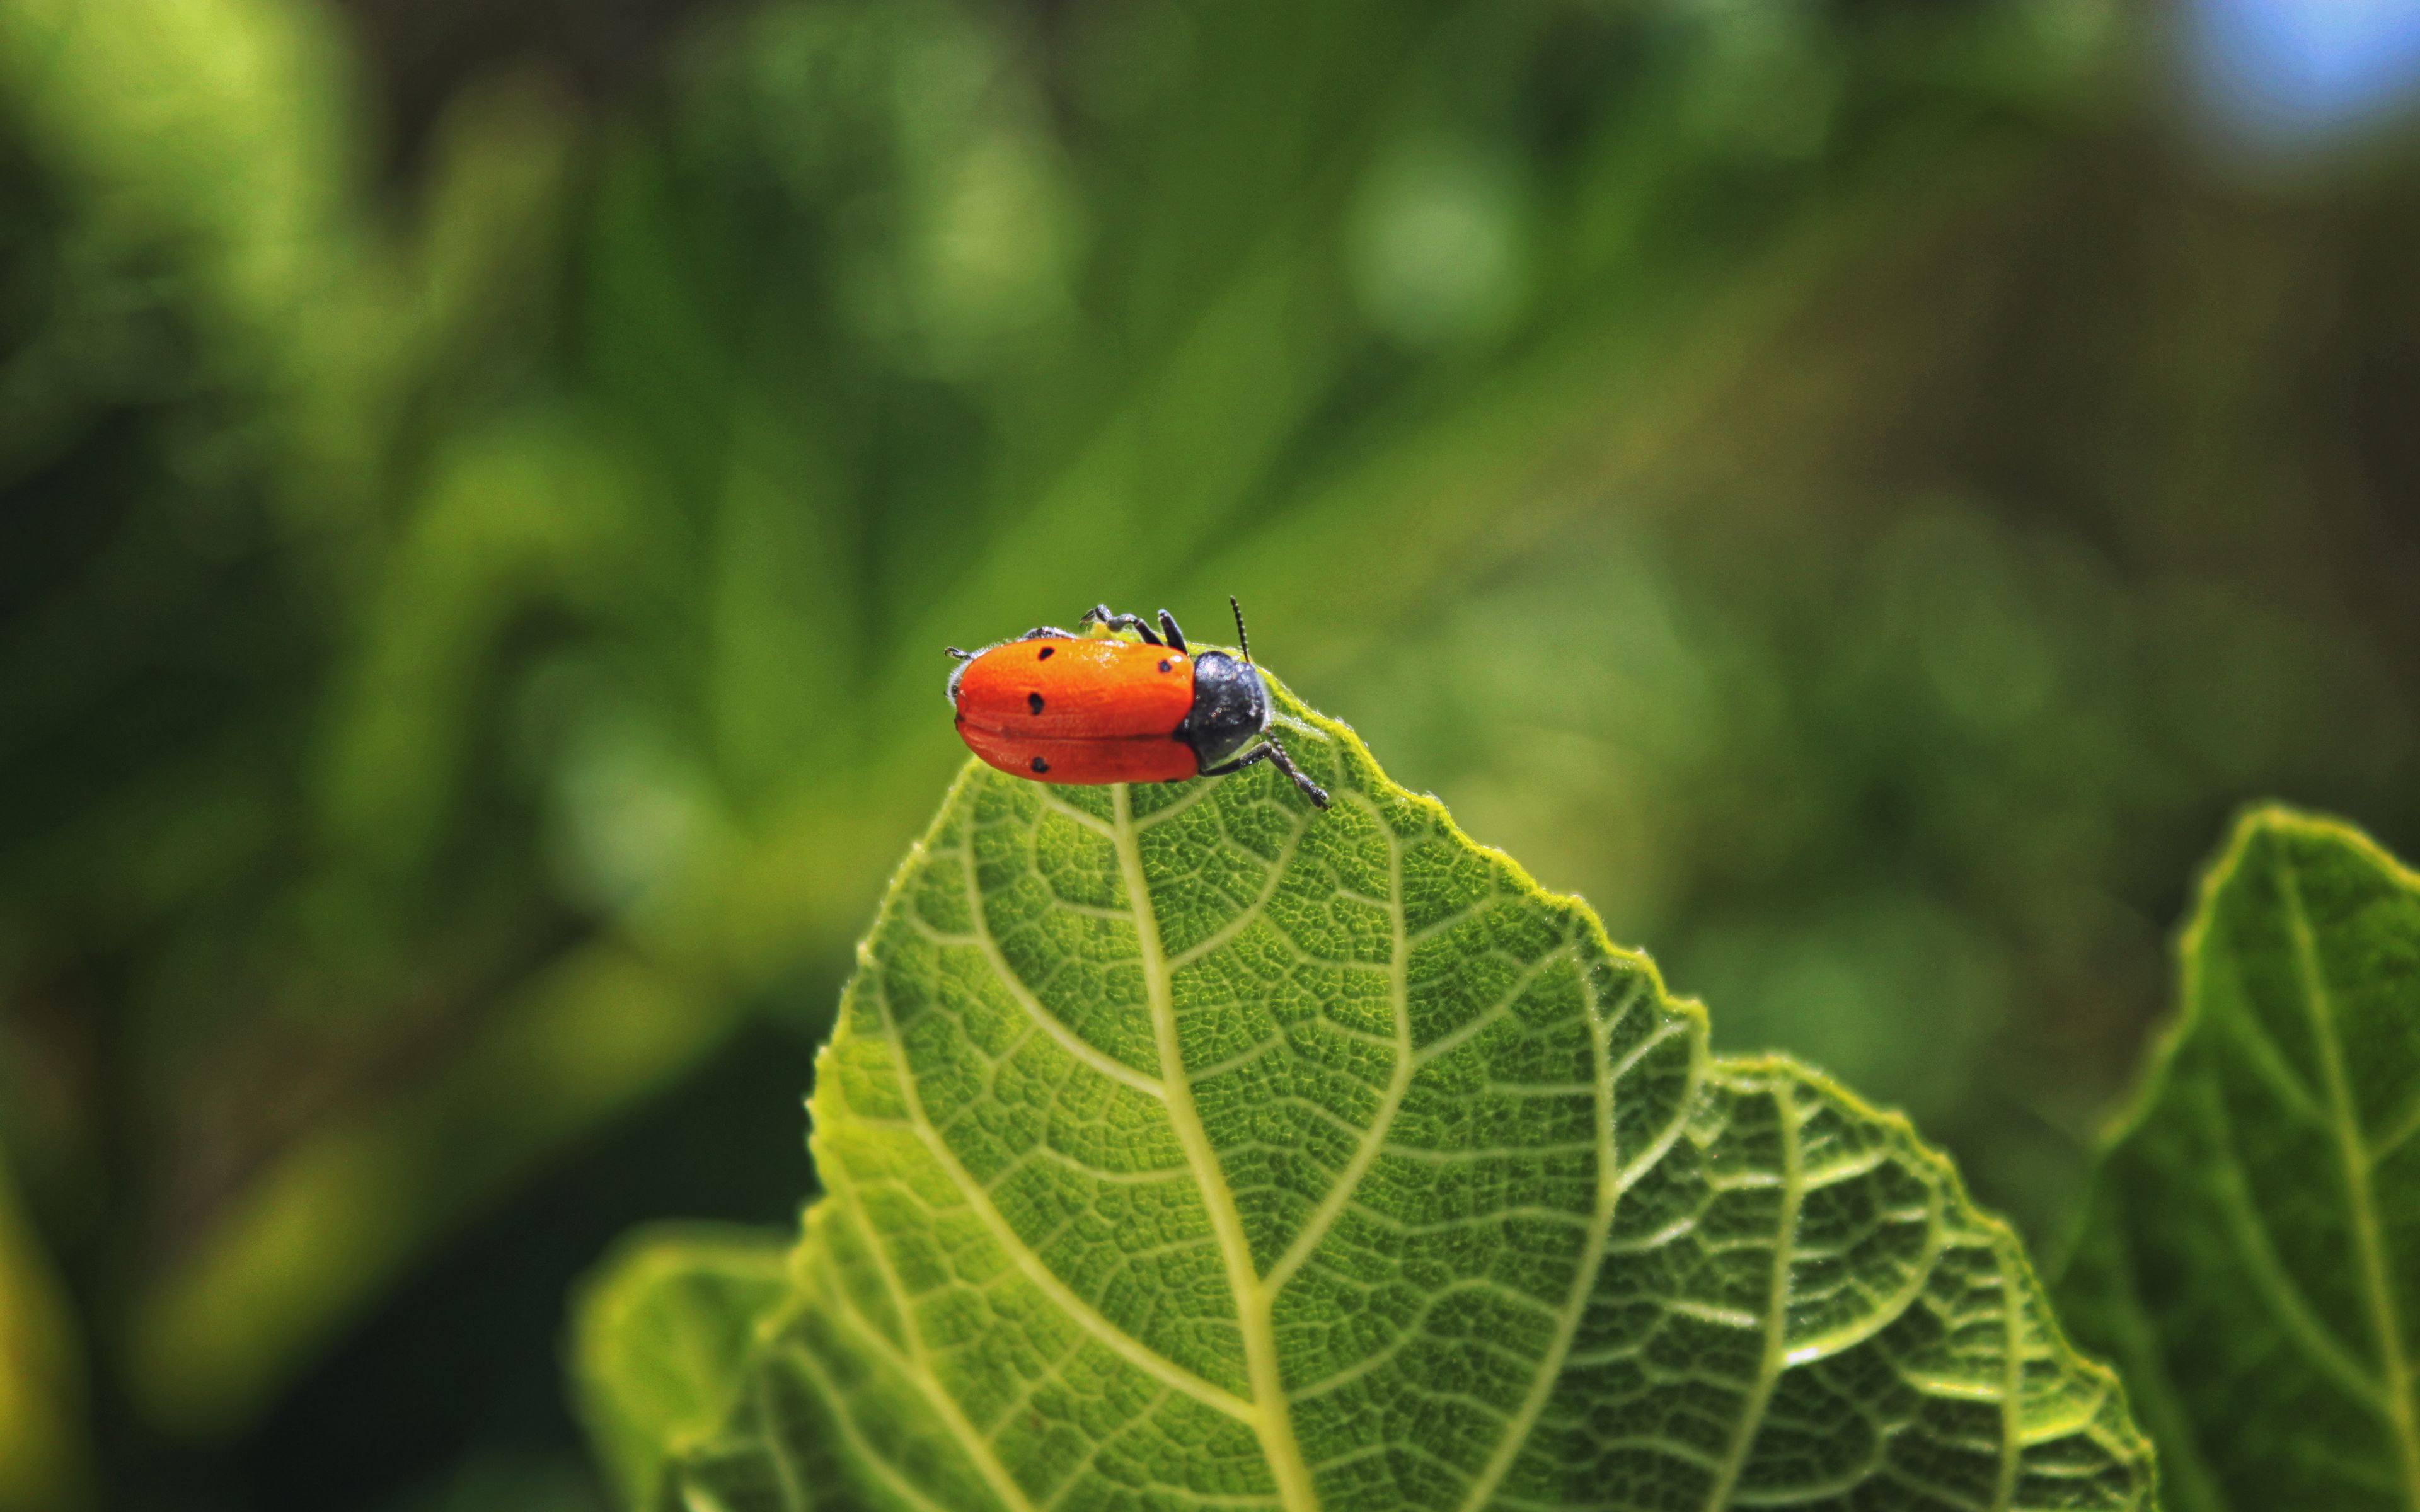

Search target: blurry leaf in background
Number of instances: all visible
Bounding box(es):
[0,0,360,385]
[381,1452,604,1512]
[127,936,727,1438]
[0,1152,81,1511]
[1347,134,1531,347]
[2059,809,2420,1512]
[570,1225,788,1509]
[1339,151,2420,1235]
[0,0,630,1443]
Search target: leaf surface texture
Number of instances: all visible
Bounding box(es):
[588,684,2153,1511]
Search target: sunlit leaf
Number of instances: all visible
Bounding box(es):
[587,679,2154,1511]
[2060,808,2420,1512]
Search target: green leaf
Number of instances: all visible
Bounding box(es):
[571,1224,794,1509]
[589,678,2155,1511]
[2058,808,2420,1512]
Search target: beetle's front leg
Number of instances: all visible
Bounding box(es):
[1199,739,1330,809]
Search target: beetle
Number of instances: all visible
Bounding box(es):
[945,598,1330,809]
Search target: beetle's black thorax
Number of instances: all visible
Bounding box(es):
[1174,651,1269,770]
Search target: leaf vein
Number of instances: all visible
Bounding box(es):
[2216,994,2332,1128]
[1114,782,1318,1512]
[814,1293,1036,1512]
[938,841,1167,1099]
[858,965,1256,1422]
[750,1358,817,1512]
[1697,1078,1806,1512]
[2197,1035,2386,1409]
[1264,805,1416,1294]
[2279,846,2420,1508]
[1167,820,1316,970]
[1449,969,1654,1512]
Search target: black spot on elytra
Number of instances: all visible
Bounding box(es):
[1028,692,1044,715]
[1158,660,1172,673]
[1030,756,1050,774]
[1037,646,1054,660]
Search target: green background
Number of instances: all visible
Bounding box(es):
[1,0,2416,1506]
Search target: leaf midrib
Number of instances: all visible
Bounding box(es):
[1114,779,1646,1512]
[2277,844,2420,1509]
[1112,782,1322,1512]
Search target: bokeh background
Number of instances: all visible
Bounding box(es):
[4,0,2419,1505]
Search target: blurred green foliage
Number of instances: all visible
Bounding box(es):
[0,0,2416,1504]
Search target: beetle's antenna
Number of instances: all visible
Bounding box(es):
[1230,596,1251,663]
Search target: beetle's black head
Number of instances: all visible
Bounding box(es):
[1174,650,1269,770]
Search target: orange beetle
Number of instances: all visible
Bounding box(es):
[946,599,1328,808]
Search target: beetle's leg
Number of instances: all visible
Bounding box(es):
[1156,609,1187,653]
[1015,625,1080,641]
[1197,739,1329,809]
[1077,604,1163,646]
[945,646,977,660]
